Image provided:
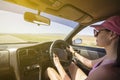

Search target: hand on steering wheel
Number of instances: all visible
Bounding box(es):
[49,40,73,67]
[53,53,61,67]
[66,46,75,56]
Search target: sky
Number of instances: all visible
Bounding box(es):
[0,10,94,35]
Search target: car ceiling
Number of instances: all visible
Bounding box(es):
[2,0,120,24]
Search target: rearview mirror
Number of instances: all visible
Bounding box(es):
[24,12,50,26]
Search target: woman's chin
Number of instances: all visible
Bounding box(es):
[96,43,101,47]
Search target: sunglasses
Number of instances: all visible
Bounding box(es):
[94,29,110,37]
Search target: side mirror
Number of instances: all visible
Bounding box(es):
[72,38,82,45]
[24,12,50,26]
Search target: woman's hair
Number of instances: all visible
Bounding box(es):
[116,36,120,67]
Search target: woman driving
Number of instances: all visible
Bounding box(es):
[46,15,120,80]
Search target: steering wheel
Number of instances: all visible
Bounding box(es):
[49,40,73,67]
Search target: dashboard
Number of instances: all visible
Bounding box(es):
[17,42,53,80]
[0,41,54,80]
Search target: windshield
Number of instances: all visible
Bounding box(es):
[0,10,78,44]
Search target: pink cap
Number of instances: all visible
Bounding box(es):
[91,16,120,35]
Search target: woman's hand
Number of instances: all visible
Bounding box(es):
[53,53,71,80]
[67,46,75,56]
[53,53,61,67]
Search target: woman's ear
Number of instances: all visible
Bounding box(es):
[109,31,118,40]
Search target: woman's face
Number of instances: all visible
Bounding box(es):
[95,29,111,47]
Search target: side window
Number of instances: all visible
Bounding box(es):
[72,26,97,47]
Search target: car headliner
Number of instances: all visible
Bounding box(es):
[1,0,120,25]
